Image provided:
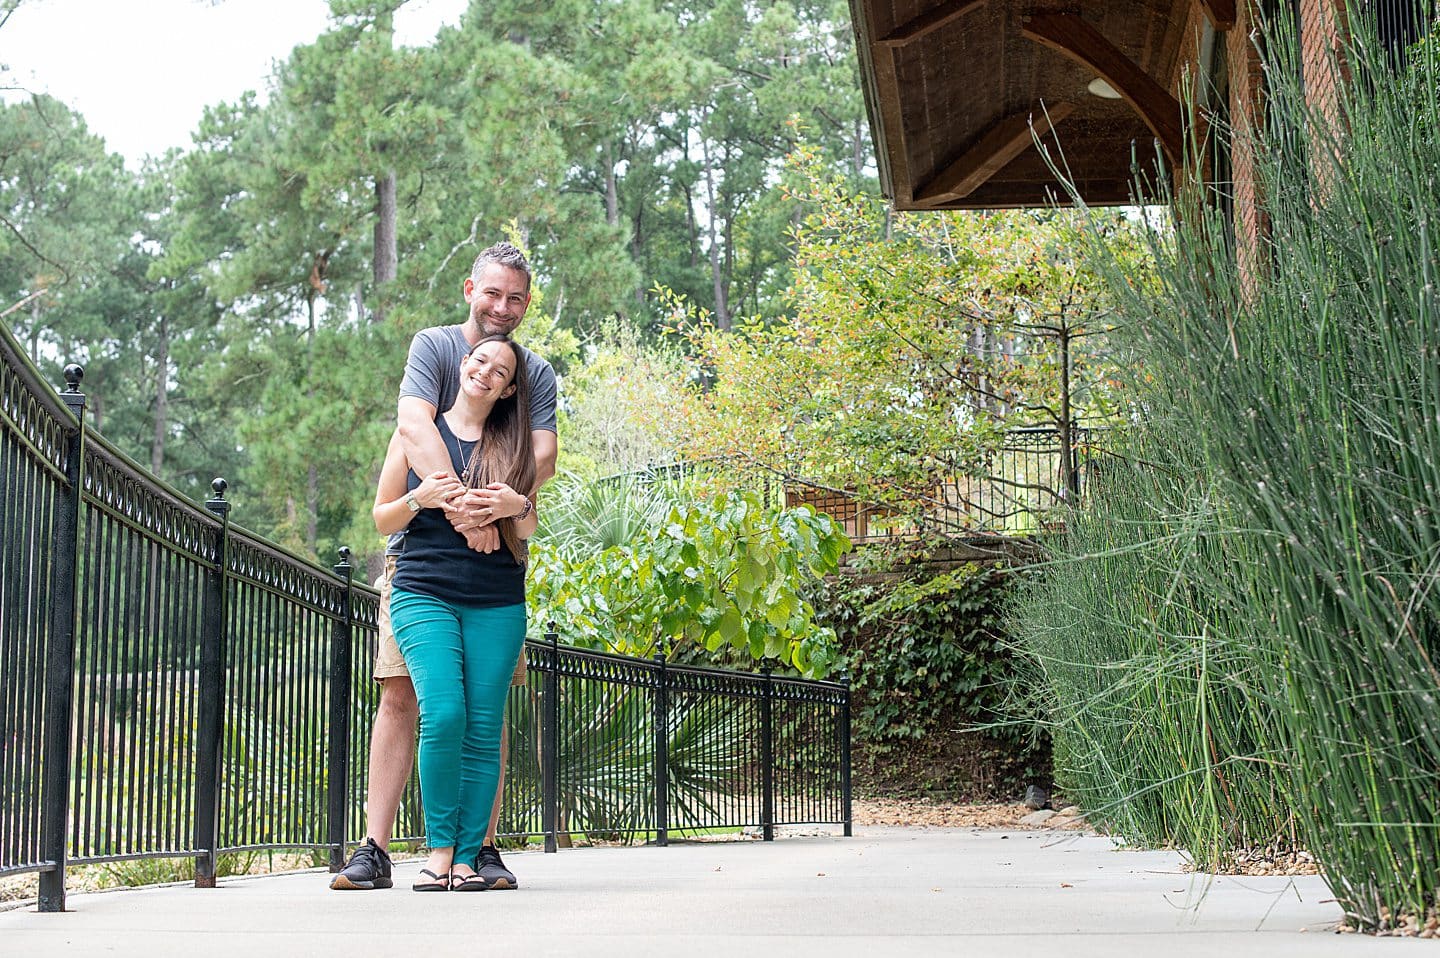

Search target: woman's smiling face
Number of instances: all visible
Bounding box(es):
[460,339,516,402]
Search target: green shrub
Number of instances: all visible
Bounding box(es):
[1006,424,1295,865]
[818,545,1046,799]
[531,481,850,678]
[1019,4,1440,929]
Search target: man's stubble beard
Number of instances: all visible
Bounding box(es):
[472,305,517,338]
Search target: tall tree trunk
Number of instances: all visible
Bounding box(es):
[1057,313,1076,500]
[603,140,620,227]
[699,137,730,329]
[29,297,40,359]
[682,184,700,269]
[306,464,319,555]
[373,169,398,324]
[305,289,319,554]
[151,314,168,476]
[633,210,647,308]
[721,213,736,319]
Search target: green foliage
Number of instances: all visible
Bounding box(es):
[673,145,1135,530]
[0,96,237,500]
[554,320,689,477]
[531,485,850,677]
[1006,425,1294,867]
[536,472,679,558]
[815,547,1044,797]
[2,1,880,556]
[1015,6,1440,931]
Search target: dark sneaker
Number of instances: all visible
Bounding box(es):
[474,844,517,890]
[330,838,393,890]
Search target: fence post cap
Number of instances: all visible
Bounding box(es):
[62,364,84,391]
[205,477,231,518]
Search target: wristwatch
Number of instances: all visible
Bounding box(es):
[517,496,533,520]
[404,492,421,512]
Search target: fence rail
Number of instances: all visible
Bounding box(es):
[0,321,850,911]
[601,425,1097,541]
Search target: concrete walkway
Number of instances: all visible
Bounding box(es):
[1,826,1428,956]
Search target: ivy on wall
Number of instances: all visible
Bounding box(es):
[814,544,1048,799]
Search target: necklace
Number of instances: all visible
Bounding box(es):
[444,422,481,488]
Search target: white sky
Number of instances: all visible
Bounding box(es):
[1,0,468,167]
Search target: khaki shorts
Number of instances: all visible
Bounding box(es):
[374,555,528,686]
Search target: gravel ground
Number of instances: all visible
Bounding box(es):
[853,798,1044,830]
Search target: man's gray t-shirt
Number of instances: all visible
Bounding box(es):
[399,324,557,431]
[387,324,557,554]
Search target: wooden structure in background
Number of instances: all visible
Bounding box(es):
[850,0,1203,209]
[847,2,1369,205]
[848,0,1383,284]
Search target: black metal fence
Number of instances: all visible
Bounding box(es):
[497,642,849,850]
[0,321,850,912]
[925,425,1094,536]
[601,425,1096,541]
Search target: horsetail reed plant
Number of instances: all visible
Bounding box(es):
[1007,421,1296,870]
[1018,2,1440,931]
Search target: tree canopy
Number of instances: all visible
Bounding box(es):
[672,147,1139,529]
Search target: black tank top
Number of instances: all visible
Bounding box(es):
[390,416,525,607]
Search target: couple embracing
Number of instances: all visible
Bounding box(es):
[332,241,557,893]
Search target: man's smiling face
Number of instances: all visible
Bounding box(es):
[465,264,531,337]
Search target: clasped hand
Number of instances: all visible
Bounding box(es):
[416,474,524,554]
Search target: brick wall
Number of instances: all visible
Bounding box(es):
[1229,1,1268,295]
[1178,1,1354,290]
[1301,0,1353,197]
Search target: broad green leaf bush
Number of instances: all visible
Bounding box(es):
[530,482,850,679]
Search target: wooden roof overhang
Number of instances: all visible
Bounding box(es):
[849,1,1229,209]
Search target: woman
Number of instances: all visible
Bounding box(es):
[372,334,537,891]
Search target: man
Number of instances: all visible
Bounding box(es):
[331,241,557,891]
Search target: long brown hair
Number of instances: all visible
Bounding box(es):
[460,335,535,564]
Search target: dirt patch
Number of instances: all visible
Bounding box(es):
[853,797,1051,830]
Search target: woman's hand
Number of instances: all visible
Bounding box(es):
[466,481,526,520]
[413,471,464,509]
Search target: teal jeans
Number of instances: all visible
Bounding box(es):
[389,589,525,865]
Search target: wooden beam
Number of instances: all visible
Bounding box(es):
[1021,12,1186,164]
[1199,0,1236,30]
[878,0,986,47]
[914,102,1076,205]
[870,43,915,204]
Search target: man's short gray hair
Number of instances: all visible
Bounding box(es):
[470,242,532,290]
